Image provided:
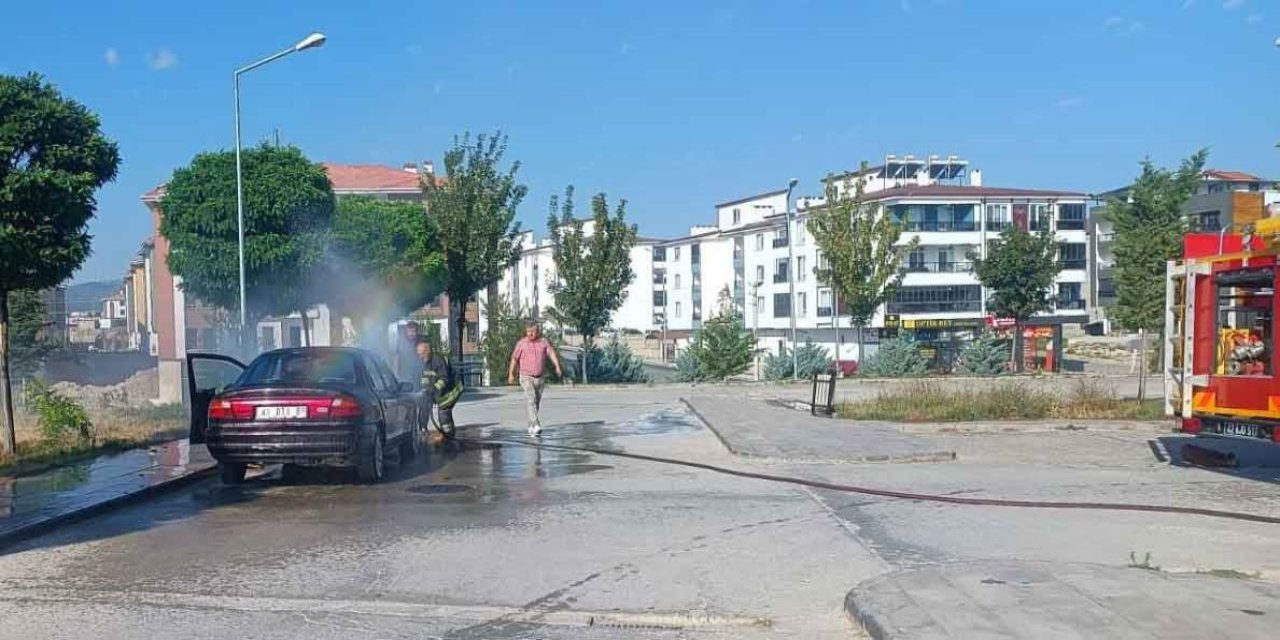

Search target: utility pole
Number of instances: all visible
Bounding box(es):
[751,280,762,380]
[785,178,799,379]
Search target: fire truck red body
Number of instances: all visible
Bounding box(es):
[1165,228,1280,444]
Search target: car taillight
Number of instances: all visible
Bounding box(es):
[1181,417,1201,434]
[310,395,362,419]
[208,399,233,421]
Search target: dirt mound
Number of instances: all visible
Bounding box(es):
[51,368,159,409]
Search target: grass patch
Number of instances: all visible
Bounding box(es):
[1196,568,1261,580]
[837,379,1165,422]
[1,404,187,476]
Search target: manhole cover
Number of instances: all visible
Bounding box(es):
[407,484,472,495]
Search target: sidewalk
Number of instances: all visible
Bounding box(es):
[847,560,1280,639]
[682,396,955,463]
[0,440,216,551]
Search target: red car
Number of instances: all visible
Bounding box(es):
[187,347,423,484]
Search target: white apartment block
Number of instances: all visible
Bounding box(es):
[488,155,1093,368]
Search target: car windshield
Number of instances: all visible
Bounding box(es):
[239,351,360,386]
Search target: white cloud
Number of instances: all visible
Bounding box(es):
[1246,12,1263,24]
[1057,96,1085,110]
[1223,0,1246,10]
[104,48,120,67]
[146,49,178,71]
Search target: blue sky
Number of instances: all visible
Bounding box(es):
[2,0,1277,284]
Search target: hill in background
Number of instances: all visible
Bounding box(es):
[66,280,121,313]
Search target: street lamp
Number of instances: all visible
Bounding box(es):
[785,177,799,379]
[233,32,327,348]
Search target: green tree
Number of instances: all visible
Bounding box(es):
[0,73,120,455]
[545,187,639,383]
[159,144,334,347]
[860,335,929,377]
[764,341,832,380]
[970,226,1061,323]
[576,338,650,384]
[327,195,445,343]
[954,332,1011,376]
[480,293,531,385]
[1106,150,1208,401]
[677,309,755,382]
[809,163,917,366]
[8,290,56,380]
[423,133,528,362]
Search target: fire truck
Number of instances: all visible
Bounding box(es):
[1164,218,1280,444]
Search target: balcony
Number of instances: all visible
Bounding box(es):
[1057,299,1086,311]
[1058,259,1086,271]
[817,306,833,318]
[652,275,666,285]
[901,220,978,233]
[1057,219,1086,231]
[986,220,1012,232]
[773,273,790,284]
[772,235,790,249]
[906,260,973,274]
[887,301,982,314]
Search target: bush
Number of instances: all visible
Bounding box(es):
[673,311,756,382]
[23,380,94,447]
[859,335,929,377]
[674,345,701,382]
[575,339,650,383]
[763,341,833,380]
[954,334,1011,376]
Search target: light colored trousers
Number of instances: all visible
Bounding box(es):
[519,374,545,426]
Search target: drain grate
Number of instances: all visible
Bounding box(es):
[406,483,472,495]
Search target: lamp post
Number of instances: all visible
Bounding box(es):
[785,178,799,379]
[234,32,326,350]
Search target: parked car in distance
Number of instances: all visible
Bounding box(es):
[187,347,422,485]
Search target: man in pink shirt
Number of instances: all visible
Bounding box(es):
[508,322,563,436]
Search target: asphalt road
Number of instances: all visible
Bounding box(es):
[2,386,1279,639]
[0,388,872,639]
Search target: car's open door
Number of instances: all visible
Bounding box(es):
[187,353,246,444]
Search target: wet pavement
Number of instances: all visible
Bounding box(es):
[0,440,215,548]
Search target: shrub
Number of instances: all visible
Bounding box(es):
[954,334,1011,376]
[674,344,701,382]
[23,380,94,447]
[763,341,833,380]
[859,335,929,377]
[672,311,756,382]
[575,338,650,383]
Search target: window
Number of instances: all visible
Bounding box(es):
[674,246,681,260]
[795,221,806,247]
[773,228,789,248]
[755,265,765,284]
[755,233,764,250]
[241,351,360,386]
[889,203,977,232]
[732,208,741,224]
[364,355,397,393]
[797,256,807,282]
[675,301,682,318]
[1191,211,1223,232]
[1058,243,1087,270]
[1214,268,1272,377]
[888,285,983,314]
[288,326,303,347]
[1057,283,1084,310]
[674,273,682,289]
[773,293,792,318]
[774,258,790,283]
[652,246,666,262]
[653,268,666,285]
[259,326,276,351]
[653,291,667,307]
[817,289,834,317]
[1030,204,1052,231]
[985,204,1011,232]
[797,292,807,317]
[1056,203,1086,230]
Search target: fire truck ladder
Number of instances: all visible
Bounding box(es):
[1164,259,1211,418]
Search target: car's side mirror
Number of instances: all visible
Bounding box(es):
[398,382,416,393]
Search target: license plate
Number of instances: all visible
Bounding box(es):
[255,406,308,420]
[1204,420,1266,440]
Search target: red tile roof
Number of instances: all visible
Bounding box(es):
[860,184,1086,201]
[322,163,425,192]
[1202,169,1263,182]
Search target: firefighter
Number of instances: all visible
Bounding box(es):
[417,338,461,439]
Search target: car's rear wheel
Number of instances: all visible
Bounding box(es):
[219,462,247,485]
[358,428,386,483]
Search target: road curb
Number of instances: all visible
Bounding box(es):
[0,463,218,554]
[680,397,955,464]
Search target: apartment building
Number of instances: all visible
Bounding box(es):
[1088,169,1280,323]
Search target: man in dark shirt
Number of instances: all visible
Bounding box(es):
[417,338,461,439]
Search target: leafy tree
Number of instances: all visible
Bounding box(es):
[326,195,445,343]
[159,144,334,344]
[480,293,531,385]
[970,226,1061,323]
[424,132,528,363]
[0,73,119,455]
[764,341,832,381]
[1105,150,1208,400]
[860,335,929,377]
[8,290,56,380]
[954,333,1011,376]
[545,187,638,383]
[676,309,756,382]
[809,162,917,365]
